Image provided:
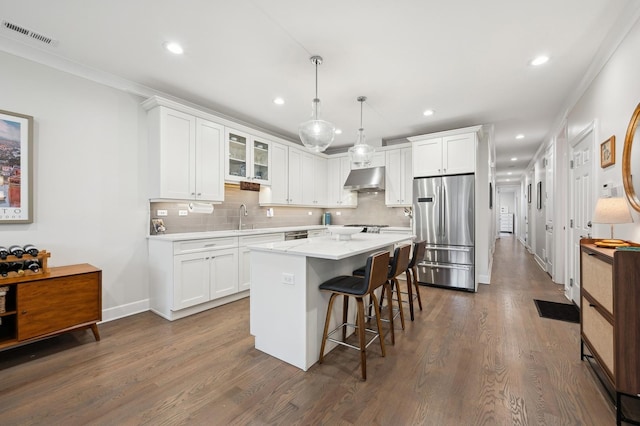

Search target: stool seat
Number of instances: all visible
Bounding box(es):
[319,275,366,295]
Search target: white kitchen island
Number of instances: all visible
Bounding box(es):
[249,232,413,371]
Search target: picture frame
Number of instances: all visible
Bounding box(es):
[0,109,34,224]
[151,218,166,234]
[600,135,615,168]
[489,182,493,209]
[536,181,542,210]
[527,183,532,203]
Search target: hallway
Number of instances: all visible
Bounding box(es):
[0,236,616,424]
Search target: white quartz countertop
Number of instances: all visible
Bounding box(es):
[147,225,328,241]
[248,233,414,260]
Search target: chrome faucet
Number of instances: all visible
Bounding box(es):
[239,204,248,230]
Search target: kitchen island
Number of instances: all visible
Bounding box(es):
[249,232,413,371]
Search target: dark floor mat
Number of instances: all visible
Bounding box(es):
[534,299,580,323]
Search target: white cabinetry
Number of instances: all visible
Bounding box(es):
[327,156,358,207]
[288,147,327,206]
[239,233,284,292]
[385,147,413,206]
[350,151,385,169]
[145,105,225,201]
[225,128,271,185]
[148,236,242,321]
[259,143,289,205]
[410,131,477,177]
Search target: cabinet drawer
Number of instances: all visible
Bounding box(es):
[581,251,613,314]
[174,237,238,254]
[582,296,614,379]
[239,233,284,246]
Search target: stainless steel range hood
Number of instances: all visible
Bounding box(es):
[343,166,385,192]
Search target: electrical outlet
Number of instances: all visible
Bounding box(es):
[157,210,168,216]
[267,208,274,217]
[282,273,294,285]
[178,210,188,216]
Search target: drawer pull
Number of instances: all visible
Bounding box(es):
[204,244,217,247]
[587,253,596,256]
[589,303,597,308]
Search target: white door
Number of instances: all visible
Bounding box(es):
[443,133,475,175]
[412,138,442,177]
[174,252,210,310]
[195,118,224,201]
[568,125,595,305]
[210,248,239,300]
[545,147,554,276]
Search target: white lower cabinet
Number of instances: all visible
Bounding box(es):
[149,237,241,321]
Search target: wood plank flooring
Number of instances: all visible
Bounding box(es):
[0,236,616,425]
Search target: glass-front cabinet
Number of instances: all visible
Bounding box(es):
[225,128,271,184]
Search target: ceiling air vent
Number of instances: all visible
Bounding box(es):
[2,20,58,46]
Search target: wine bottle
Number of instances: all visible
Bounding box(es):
[0,246,8,260]
[24,259,41,273]
[8,262,25,276]
[9,245,24,259]
[0,262,9,277]
[23,244,39,257]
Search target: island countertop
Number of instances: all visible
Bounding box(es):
[248,232,414,260]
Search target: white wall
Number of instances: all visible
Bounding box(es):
[1,51,150,321]
[566,17,640,242]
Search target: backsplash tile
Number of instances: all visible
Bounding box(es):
[150,185,410,234]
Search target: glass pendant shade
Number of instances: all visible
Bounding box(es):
[299,56,335,152]
[349,96,374,166]
[299,98,335,152]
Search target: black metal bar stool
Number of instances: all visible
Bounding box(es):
[318,250,390,380]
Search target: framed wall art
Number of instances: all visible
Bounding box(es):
[0,109,33,223]
[600,135,615,168]
[527,183,532,203]
[536,181,542,210]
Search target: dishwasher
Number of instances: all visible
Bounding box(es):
[284,230,308,240]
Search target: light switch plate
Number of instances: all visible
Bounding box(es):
[157,210,168,216]
[178,210,188,216]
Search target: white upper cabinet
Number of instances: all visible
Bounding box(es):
[385,147,413,206]
[410,129,478,177]
[225,128,271,185]
[259,142,289,204]
[327,155,358,207]
[145,105,224,202]
[350,151,386,169]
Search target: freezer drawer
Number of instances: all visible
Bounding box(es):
[423,245,474,265]
[417,262,475,291]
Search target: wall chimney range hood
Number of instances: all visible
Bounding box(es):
[343,166,385,192]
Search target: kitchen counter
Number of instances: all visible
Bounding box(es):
[147,225,327,241]
[249,232,413,371]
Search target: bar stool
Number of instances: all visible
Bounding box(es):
[318,250,390,380]
[353,243,411,345]
[402,240,426,321]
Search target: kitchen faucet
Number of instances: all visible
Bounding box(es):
[239,204,248,230]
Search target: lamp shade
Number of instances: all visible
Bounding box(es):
[592,197,633,224]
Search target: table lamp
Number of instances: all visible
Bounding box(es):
[592,197,633,247]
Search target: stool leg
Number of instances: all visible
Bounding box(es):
[394,278,406,330]
[319,293,337,363]
[385,280,395,345]
[370,292,386,357]
[406,268,415,321]
[412,266,423,311]
[356,297,367,380]
[342,295,349,342]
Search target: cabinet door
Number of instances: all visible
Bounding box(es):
[412,138,443,177]
[210,248,239,299]
[314,156,328,205]
[401,147,413,204]
[160,107,196,199]
[301,152,316,205]
[259,142,288,204]
[225,129,250,182]
[351,151,385,169]
[174,252,210,310]
[385,150,403,206]
[252,138,271,184]
[288,148,304,205]
[443,133,475,174]
[340,156,358,206]
[195,118,224,201]
[18,273,100,341]
[239,246,251,292]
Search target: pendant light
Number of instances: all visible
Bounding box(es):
[348,96,374,167]
[298,56,336,152]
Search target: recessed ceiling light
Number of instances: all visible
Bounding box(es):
[511,157,518,161]
[530,55,549,66]
[506,179,510,182]
[508,172,512,175]
[273,97,285,105]
[423,109,435,117]
[164,42,184,55]
[516,134,524,140]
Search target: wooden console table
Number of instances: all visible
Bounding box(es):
[0,263,102,351]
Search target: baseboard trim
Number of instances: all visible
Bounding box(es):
[101,299,150,323]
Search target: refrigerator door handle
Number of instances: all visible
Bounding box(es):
[425,246,472,252]
[419,262,472,271]
[441,185,447,238]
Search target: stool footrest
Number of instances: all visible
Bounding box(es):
[327,322,381,351]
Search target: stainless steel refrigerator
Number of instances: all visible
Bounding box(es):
[413,174,475,291]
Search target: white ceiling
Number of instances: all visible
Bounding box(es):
[1,0,638,183]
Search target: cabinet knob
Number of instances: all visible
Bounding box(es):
[191,192,195,196]
[197,193,202,196]
[21,310,27,315]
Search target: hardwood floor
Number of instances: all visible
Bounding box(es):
[0,236,616,425]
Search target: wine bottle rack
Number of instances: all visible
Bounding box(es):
[0,250,51,282]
